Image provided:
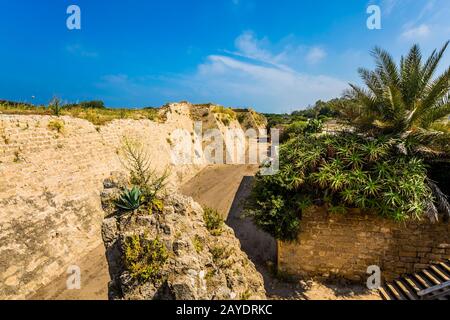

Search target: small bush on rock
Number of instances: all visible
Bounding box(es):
[203,207,224,236]
[120,138,170,201]
[47,120,65,133]
[123,234,168,284]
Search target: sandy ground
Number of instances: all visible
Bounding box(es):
[29,164,380,300]
[180,164,260,218]
[180,164,381,300]
[29,245,109,300]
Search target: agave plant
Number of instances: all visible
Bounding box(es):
[245,133,448,241]
[341,42,450,220]
[116,186,142,211]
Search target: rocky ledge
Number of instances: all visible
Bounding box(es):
[100,174,266,300]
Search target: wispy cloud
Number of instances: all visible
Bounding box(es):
[401,24,431,40]
[184,53,346,112]
[306,47,327,65]
[97,31,346,112]
[65,44,98,58]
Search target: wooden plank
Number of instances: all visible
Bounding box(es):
[430,265,450,282]
[414,273,432,289]
[417,281,450,298]
[435,263,450,279]
[379,287,393,301]
[404,276,422,293]
[395,280,416,300]
[386,283,406,300]
[439,262,450,275]
[422,270,441,286]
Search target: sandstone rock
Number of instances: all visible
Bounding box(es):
[101,179,266,300]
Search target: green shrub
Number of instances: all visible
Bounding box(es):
[280,121,308,142]
[49,97,63,116]
[149,198,164,214]
[245,132,437,241]
[304,118,323,134]
[120,138,170,201]
[47,120,65,133]
[116,186,142,211]
[210,245,226,262]
[80,100,105,109]
[123,235,168,283]
[212,106,236,126]
[192,235,204,253]
[203,207,224,236]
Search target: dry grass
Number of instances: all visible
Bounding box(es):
[0,103,160,126]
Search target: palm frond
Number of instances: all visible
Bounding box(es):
[427,178,450,221]
[371,47,400,87]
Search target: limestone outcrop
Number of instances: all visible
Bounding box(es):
[101,175,266,300]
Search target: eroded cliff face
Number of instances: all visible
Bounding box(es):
[101,175,266,300]
[0,102,267,299]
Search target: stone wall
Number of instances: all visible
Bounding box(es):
[0,104,207,299]
[278,207,450,282]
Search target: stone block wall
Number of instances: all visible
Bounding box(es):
[0,104,206,299]
[278,207,450,282]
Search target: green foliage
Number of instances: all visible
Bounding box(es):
[123,234,168,283]
[246,133,440,241]
[203,207,224,236]
[65,100,105,109]
[343,42,450,154]
[280,121,308,142]
[116,186,142,211]
[210,245,234,268]
[49,97,63,116]
[192,235,204,253]
[304,119,323,134]
[240,290,252,300]
[212,106,237,126]
[0,100,159,126]
[149,198,164,214]
[291,98,344,119]
[47,120,65,133]
[212,105,236,119]
[120,138,170,202]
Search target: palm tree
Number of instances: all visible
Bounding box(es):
[342,42,450,221]
[343,41,450,155]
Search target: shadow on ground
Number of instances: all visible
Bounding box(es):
[225,176,380,300]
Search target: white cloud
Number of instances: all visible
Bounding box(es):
[177,38,346,113]
[306,47,327,65]
[401,24,431,39]
[97,32,347,112]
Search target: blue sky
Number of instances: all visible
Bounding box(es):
[1,0,450,113]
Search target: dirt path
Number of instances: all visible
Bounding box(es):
[29,163,380,300]
[181,164,380,300]
[180,164,260,218]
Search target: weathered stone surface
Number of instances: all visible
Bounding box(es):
[101,181,266,300]
[279,206,450,282]
[0,103,266,299]
[0,104,206,299]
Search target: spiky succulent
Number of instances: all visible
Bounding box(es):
[116,186,142,211]
[245,133,449,241]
